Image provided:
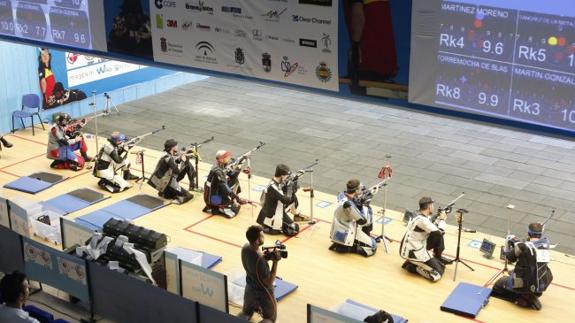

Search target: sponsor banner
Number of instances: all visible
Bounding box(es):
[150,0,338,91]
[66,52,147,87]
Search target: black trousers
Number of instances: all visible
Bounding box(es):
[427,231,445,258]
[238,285,276,322]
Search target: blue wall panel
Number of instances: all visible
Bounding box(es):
[0,40,208,134]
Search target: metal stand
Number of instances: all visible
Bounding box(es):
[194,143,201,192]
[247,157,254,219]
[375,156,393,253]
[307,170,316,225]
[488,204,515,285]
[89,91,100,154]
[104,92,120,115]
[453,208,475,281]
[132,150,148,189]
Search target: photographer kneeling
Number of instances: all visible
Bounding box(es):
[238,225,284,323]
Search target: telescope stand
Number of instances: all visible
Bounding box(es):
[453,209,475,281]
[104,93,120,115]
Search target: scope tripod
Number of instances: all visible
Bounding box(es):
[131,150,148,189]
[453,208,475,281]
[104,92,120,115]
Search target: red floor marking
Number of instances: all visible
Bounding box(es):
[9,133,48,146]
[66,169,92,180]
[183,214,215,230]
[483,269,504,287]
[461,316,487,323]
[550,282,575,291]
[280,224,313,244]
[0,169,19,177]
[185,229,243,248]
[0,153,46,170]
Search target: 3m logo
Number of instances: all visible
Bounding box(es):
[167,19,177,27]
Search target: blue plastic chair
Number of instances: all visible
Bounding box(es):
[11,94,45,135]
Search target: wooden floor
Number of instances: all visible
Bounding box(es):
[1,128,574,323]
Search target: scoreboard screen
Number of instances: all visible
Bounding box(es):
[0,0,106,51]
[410,0,575,132]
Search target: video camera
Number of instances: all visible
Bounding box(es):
[262,240,288,261]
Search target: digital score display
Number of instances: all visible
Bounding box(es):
[0,0,92,49]
[411,0,575,132]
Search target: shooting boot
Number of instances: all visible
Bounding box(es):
[0,137,13,148]
[123,170,139,181]
[81,152,93,162]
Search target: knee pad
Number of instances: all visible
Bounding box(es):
[98,179,121,193]
[356,245,376,257]
[415,265,441,282]
[282,223,299,236]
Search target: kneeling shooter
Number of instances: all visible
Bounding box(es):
[492,223,553,310]
[329,179,377,257]
[257,164,301,236]
[148,139,194,204]
[399,197,453,282]
[94,132,138,193]
[203,150,250,218]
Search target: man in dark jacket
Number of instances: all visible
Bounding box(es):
[492,223,553,310]
[148,139,193,204]
[203,150,247,218]
[257,164,300,236]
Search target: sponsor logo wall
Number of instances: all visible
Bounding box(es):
[65,52,148,87]
[150,0,338,91]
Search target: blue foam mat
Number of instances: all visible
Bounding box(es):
[167,247,222,269]
[274,278,298,301]
[440,282,491,318]
[338,299,408,323]
[43,190,109,214]
[75,195,165,230]
[4,176,56,194]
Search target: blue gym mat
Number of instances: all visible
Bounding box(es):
[232,276,298,301]
[43,188,109,214]
[337,299,408,323]
[4,172,66,194]
[75,194,166,230]
[167,247,222,269]
[440,282,491,318]
[274,277,298,301]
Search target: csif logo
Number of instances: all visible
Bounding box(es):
[281,56,299,77]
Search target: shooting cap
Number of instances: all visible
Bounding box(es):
[109,132,126,143]
[56,113,71,125]
[346,179,361,193]
[528,222,543,238]
[419,196,435,210]
[164,139,178,152]
[216,150,231,160]
[275,164,290,177]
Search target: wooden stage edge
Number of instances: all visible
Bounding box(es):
[1,128,574,323]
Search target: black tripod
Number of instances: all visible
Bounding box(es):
[453,208,475,281]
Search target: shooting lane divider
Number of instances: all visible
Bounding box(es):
[0,152,47,170]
